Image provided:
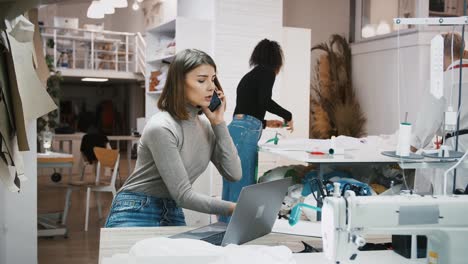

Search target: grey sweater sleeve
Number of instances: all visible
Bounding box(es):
[211,122,242,182]
[143,122,235,216]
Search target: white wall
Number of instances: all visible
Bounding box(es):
[215,0,283,119]
[280,27,311,139]
[351,31,440,135]
[177,0,214,20]
[283,0,350,85]
[142,0,177,29]
[0,121,37,264]
[368,0,398,25]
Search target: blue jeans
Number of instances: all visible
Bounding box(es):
[105,191,186,227]
[220,114,262,222]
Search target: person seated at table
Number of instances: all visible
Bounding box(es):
[411,32,468,194]
[105,49,242,227]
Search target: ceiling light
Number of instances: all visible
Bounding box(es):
[132,2,140,10]
[136,0,143,3]
[81,78,109,82]
[113,0,128,8]
[87,1,105,19]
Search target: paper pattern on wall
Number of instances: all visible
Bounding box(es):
[3,28,29,151]
[0,134,21,192]
[0,33,23,192]
[29,9,49,87]
[0,14,55,192]
[7,20,57,122]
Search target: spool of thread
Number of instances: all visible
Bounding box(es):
[333,182,341,197]
[396,122,412,157]
[330,136,336,149]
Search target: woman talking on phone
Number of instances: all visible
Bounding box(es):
[105,49,241,227]
[220,39,293,222]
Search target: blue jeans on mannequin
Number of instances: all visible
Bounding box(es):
[105,191,186,227]
[220,114,262,223]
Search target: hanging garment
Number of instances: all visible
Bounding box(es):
[0,36,23,192]
[411,60,468,194]
[0,15,57,192]
[6,16,56,123]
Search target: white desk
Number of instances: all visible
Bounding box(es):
[37,152,74,237]
[37,151,74,182]
[99,226,424,264]
[101,252,424,264]
[259,138,464,180]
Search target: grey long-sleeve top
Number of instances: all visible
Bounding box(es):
[119,105,242,216]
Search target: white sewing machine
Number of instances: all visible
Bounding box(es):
[321,191,468,264]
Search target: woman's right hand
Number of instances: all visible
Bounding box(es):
[285,119,294,133]
[228,202,236,215]
[202,90,226,126]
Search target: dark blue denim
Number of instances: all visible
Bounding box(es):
[105,191,186,227]
[220,114,262,222]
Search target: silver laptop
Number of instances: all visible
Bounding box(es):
[169,178,291,246]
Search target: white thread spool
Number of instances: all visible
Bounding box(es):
[396,122,412,157]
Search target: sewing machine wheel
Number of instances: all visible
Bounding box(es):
[51,172,62,182]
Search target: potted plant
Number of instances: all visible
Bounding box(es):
[310,34,366,139]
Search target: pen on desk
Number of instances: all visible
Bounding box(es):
[309,151,326,155]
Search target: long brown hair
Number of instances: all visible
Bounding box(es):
[158,49,223,120]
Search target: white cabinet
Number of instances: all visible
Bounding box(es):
[145,17,213,119]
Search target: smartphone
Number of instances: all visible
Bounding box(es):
[208,91,222,112]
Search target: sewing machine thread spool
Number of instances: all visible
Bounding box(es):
[396,122,412,157]
[439,145,450,158]
[333,182,341,197]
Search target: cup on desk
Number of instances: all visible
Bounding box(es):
[41,131,54,153]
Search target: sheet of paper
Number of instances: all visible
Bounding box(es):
[260,138,330,152]
[7,30,56,122]
[272,219,322,237]
[260,136,369,152]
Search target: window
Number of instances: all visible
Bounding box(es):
[357,0,417,40]
[429,0,466,17]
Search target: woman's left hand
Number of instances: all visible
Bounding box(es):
[202,90,226,125]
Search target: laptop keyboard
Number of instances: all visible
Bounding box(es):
[201,231,226,246]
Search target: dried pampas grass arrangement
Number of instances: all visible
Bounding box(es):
[310,34,366,139]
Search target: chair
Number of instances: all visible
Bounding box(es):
[62,147,120,231]
[79,133,110,181]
